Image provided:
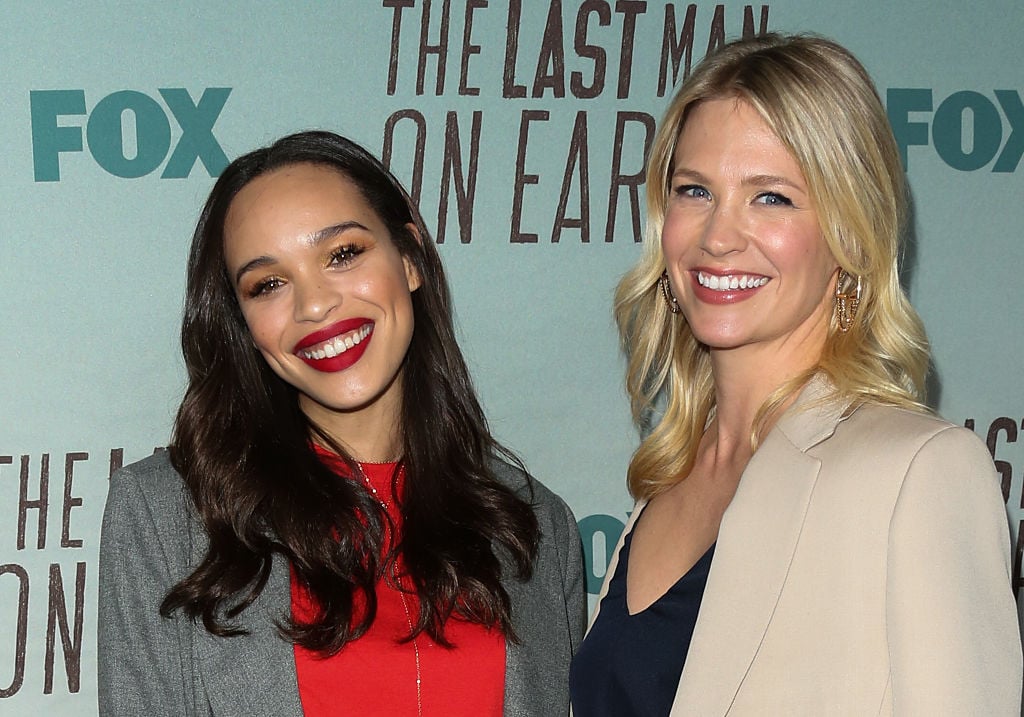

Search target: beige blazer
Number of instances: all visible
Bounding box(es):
[592,378,1022,715]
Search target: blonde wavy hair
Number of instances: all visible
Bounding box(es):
[615,33,930,499]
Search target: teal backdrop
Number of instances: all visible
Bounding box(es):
[1,1,1022,712]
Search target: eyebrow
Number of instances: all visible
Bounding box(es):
[745,173,805,191]
[671,167,806,192]
[232,221,370,285]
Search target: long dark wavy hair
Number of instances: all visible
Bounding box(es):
[161,130,539,654]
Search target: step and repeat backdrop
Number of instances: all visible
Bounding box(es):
[1,1,1022,712]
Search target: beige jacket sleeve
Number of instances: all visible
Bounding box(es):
[885,425,1022,713]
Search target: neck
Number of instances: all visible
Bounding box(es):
[708,331,825,457]
[300,385,404,464]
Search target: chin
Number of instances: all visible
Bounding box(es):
[687,324,751,350]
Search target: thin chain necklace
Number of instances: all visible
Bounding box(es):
[395,567,423,716]
[357,463,423,717]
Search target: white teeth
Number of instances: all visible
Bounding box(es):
[300,324,373,360]
[697,272,768,292]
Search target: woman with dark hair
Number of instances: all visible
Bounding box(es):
[98,131,585,716]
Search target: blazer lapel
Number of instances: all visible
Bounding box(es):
[195,552,305,716]
[671,377,850,716]
[503,563,533,717]
[586,504,643,629]
[502,523,579,717]
[503,543,555,717]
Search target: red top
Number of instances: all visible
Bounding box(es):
[291,451,505,716]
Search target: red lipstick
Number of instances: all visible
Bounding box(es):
[293,318,374,373]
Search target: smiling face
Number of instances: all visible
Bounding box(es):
[661,97,838,366]
[223,162,421,433]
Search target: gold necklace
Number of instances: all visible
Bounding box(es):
[358,464,422,717]
[395,567,423,717]
[358,465,388,507]
[359,456,401,465]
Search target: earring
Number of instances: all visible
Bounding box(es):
[659,270,681,314]
[835,269,862,333]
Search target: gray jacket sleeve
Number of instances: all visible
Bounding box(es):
[496,457,587,717]
[97,455,200,717]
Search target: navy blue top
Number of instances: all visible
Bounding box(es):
[570,523,715,717]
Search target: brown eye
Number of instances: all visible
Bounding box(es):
[328,244,364,266]
[246,277,283,298]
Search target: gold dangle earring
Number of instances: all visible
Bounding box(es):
[659,270,681,314]
[834,269,862,333]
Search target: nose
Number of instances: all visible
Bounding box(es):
[699,202,747,257]
[292,277,341,323]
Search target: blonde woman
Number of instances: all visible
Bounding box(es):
[570,34,1020,715]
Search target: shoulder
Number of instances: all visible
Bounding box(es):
[488,454,581,562]
[108,450,189,505]
[829,403,988,462]
[488,454,576,527]
[846,402,960,437]
[103,451,198,547]
[112,450,181,483]
[843,403,987,458]
[819,403,999,503]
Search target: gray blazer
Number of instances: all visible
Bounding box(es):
[98,452,586,716]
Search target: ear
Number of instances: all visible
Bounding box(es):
[402,222,423,292]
